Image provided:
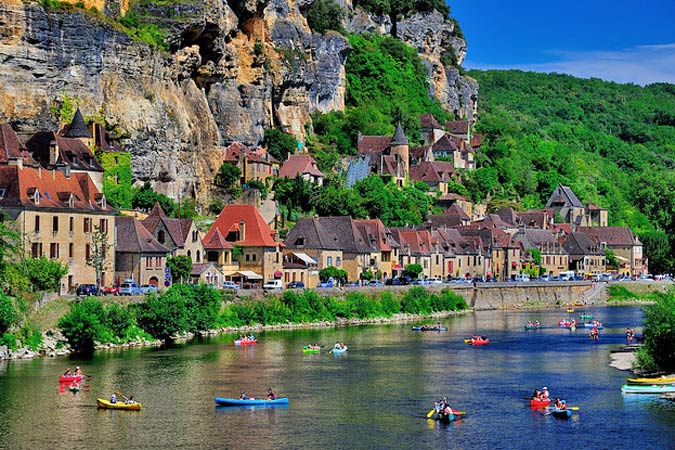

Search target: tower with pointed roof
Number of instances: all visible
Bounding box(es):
[389,123,409,185]
[66,108,93,148]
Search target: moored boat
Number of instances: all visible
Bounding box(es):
[627,376,675,385]
[530,398,551,408]
[550,408,572,419]
[621,384,675,394]
[214,397,289,406]
[96,398,142,410]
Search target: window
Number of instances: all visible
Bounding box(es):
[196,250,201,263]
[336,257,341,267]
[158,230,165,244]
[246,254,250,262]
[146,257,153,268]
[69,216,74,232]
[31,243,42,258]
[84,218,92,233]
[294,238,305,246]
[327,256,333,266]
[155,257,161,267]
[187,250,192,259]
[436,255,440,265]
[252,254,256,261]
[192,230,198,242]
[85,244,91,259]
[49,243,59,259]
[34,216,40,233]
[69,243,74,258]
[99,218,107,234]
[52,216,59,233]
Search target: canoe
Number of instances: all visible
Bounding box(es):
[583,323,604,329]
[214,397,289,406]
[59,375,83,383]
[96,398,142,410]
[412,326,448,332]
[524,325,540,330]
[234,339,257,346]
[331,346,348,354]
[302,346,320,354]
[579,313,594,320]
[566,308,575,313]
[627,376,675,385]
[435,412,457,424]
[471,338,489,346]
[621,384,675,394]
[550,409,572,419]
[530,398,551,408]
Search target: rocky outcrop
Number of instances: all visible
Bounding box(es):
[0,0,476,203]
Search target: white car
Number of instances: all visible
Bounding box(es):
[427,278,443,285]
[140,284,158,294]
[263,280,283,290]
[223,281,240,290]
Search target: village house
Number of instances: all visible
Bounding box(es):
[511,227,569,277]
[576,226,647,276]
[546,184,608,228]
[355,124,410,187]
[389,228,443,280]
[278,154,324,186]
[114,216,169,286]
[562,232,606,276]
[201,228,239,281]
[223,142,280,185]
[141,203,205,265]
[457,225,520,281]
[203,204,282,287]
[408,161,456,195]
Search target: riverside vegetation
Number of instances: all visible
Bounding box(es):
[55,285,467,352]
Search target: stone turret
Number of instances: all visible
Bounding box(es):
[390,123,409,179]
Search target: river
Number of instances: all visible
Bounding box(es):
[1,305,674,450]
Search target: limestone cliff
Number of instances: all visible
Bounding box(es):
[0,0,477,203]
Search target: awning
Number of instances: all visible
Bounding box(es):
[227,270,263,280]
[394,265,404,270]
[274,270,283,278]
[292,252,318,265]
[614,255,629,262]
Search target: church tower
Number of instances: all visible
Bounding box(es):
[390,123,409,183]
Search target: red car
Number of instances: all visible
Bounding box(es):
[101,286,120,296]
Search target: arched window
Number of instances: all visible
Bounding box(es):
[158,230,166,244]
[187,250,192,259]
[196,250,201,263]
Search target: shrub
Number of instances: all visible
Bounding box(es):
[379,291,400,316]
[0,293,16,333]
[0,333,18,351]
[135,290,189,340]
[104,303,134,338]
[640,292,675,372]
[400,286,432,314]
[58,297,107,352]
[307,0,345,34]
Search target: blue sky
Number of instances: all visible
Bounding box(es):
[451,0,675,85]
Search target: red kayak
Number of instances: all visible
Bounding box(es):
[234,339,257,346]
[59,375,83,383]
[529,398,550,408]
[471,338,489,346]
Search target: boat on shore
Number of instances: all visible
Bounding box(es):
[96,398,142,410]
[214,397,289,406]
[627,376,675,385]
[621,384,675,394]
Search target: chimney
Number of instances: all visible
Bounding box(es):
[56,163,71,178]
[49,140,59,166]
[239,220,246,241]
[7,157,22,169]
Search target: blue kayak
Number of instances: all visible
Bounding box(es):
[550,409,572,419]
[331,346,348,354]
[214,397,289,406]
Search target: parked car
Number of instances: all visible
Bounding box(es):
[140,284,158,294]
[286,281,305,289]
[119,282,142,296]
[345,281,361,287]
[317,278,335,288]
[100,285,120,296]
[368,280,384,287]
[222,281,240,290]
[427,277,443,285]
[75,284,98,296]
[263,279,284,290]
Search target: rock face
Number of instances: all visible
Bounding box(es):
[0,0,477,202]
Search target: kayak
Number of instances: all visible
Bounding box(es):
[550,409,572,419]
[302,346,320,353]
[471,338,489,346]
[530,398,551,408]
[331,346,348,354]
[96,398,142,410]
[584,322,604,329]
[579,313,594,320]
[234,339,257,346]
[621,384,675,394]
[627,376,675,385]
[566,308,575,313]
[435,412,457,424]
[214,397,289,406]
[59,375,83,383]
[412,326,448,332]
[524,325,540,330]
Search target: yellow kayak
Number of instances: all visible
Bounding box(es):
[627,376,675,385]
[96,398,142,410]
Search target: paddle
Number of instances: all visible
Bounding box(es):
[426,409,436,418]
[427,408,465,418]
[114,390,129,402]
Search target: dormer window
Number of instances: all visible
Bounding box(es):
[28,188,40,204]
[294,238,305,246]
[0,188,5,198]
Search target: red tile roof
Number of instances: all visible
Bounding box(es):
[0,124,37,166]
[204,204,278,247]
[446,120,470,135]
[26,131,103,172]
[202,228,233,250]
[0,165,114,213]
[409,161,455,183]
[358,135,392,156]
[279,154,324,179]
[420,114,442,130]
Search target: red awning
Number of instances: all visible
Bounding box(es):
[274,270,283,278]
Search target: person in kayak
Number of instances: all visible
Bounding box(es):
[532,389,542,400]
[110,393,117,404]
[74,366,83,376]
[541,387,550,401]
[554,398,566,410]
[240,392,249,400]
[63,368,72,376]
[266,388,276,400]
[125,396,136,404]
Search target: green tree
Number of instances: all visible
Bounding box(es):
[636,292,675,372]
[319,266,348,284]
[58,297,107,352]
[135,289,189,340]
[605,249,619,270]
[403,264,423,279]
[263,128,298,162]
[132,181,178,216]
[214,163,242,194]
[167,255,192,284]
[0,292,16,333]
[25,257,68,294]
[86,225,110,290]
[307,0,345,34]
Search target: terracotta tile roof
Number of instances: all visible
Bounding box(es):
[0,165,114,213]
[26,132,103,172]
[420,113,442,130]
[409,146,429,162]
[354,219,391,252]
[586,203,606,211]
[279,154,324,179]
[202,228,233,250]
[141,202,194,248]
[204,204,278,247]
[481,214,512,229]
[518,209,549,229]
[390,228,433,256]
[445,120,470,135]
[438,193,469,202]
[115,216,169,254]
[190,262,222,276]
[284,217,340,250]
[576,226,640,247]
[0,123,38,166]
[470,133,484,148]
[409,161,455,183]
[428,214,466,228]
[380,155,400,176]
[223,142,248,162]
[444,203,470,220]
[358,135,391,156]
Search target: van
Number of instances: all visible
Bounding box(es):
[263,279,283,290]
[559,271,575,281]
[514,274,530,282]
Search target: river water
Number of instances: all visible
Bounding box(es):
[1,305,674,450]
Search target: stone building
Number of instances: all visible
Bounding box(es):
[114,216,169,286]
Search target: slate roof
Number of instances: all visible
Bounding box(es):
[563,232,604,257]
[576,226,640,247]
[494,208,520,227]
[357,135,391,156]
[390,124,408,146]
[546,184,584,208]
[431,134,459,153]
[204,204,278,247]
[445,120,470,135]
[0,165,114,214]
[409,161,455,183]
[284,217,340,250]
[64,108,92,138]
[420,113,442,130]
[317,216,372,253]
[279,154,324,179]
[26,131,103,172]
[141,202,194,248]
[0,123,37,166]
[115,216,169,254]
[518,209,551,229]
